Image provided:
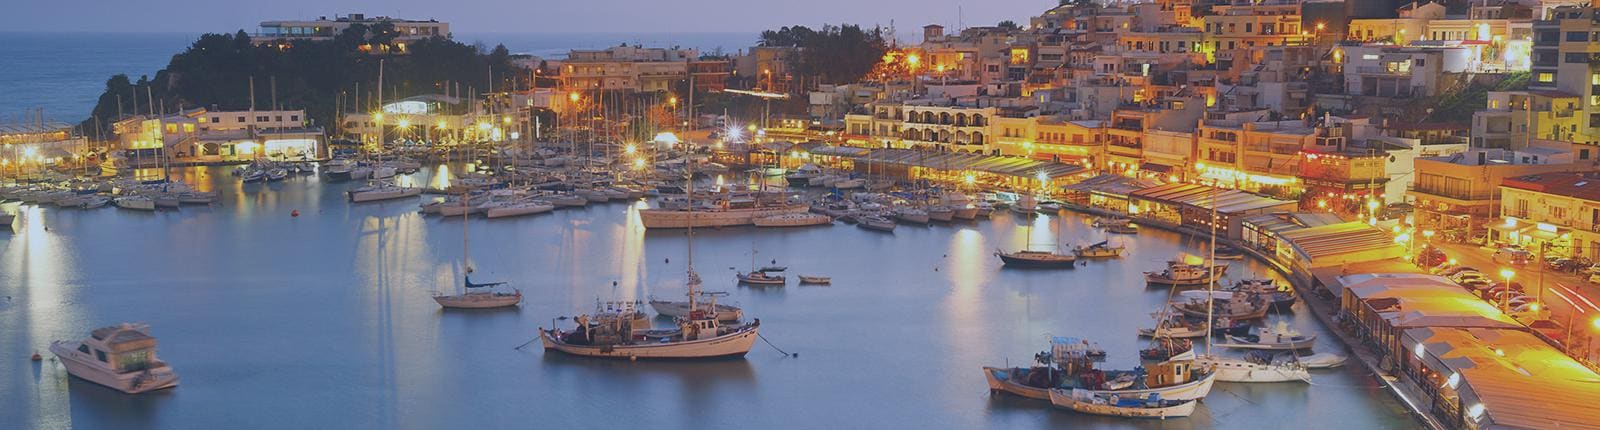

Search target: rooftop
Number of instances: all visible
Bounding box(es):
[1404,327,1600,429]
[1502,172,1600,201]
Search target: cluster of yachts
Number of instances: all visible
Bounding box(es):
[0,177,218,216]
[231,160,320,182]
[982,255,1347,420]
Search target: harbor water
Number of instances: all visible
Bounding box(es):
[1,166,1415,429]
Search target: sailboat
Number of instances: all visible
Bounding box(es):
[1188,188,1309,383]
[736,244,786,285]
[433,189,522,309]
[541,152,761,359]
[348,59,419,203]
[996,210,1075,268]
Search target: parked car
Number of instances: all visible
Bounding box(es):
[1494,247,1533,265]
[1580,264,1600,276]
[1438,266,1480,277]
[1417,246,1449,267]
[1451,272,1490,284]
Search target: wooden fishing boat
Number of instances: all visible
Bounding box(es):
[1048,389,1197,419]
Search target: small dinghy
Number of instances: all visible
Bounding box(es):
[798,275,831,285]
[1294,352,1348,369]
[1049,389,1198,419]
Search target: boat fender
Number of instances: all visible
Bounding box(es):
[31,352,41,361]
[291,210,300,217]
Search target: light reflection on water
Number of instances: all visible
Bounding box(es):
[0,166,1415,429]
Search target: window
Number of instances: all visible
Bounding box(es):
[1538,73,1555,83]
[237,116,246,122]
[290,115,299,122]
[275,116,283,122]
[1568,31,1589,42]
[95,349,108,363]
[183,124,195,133]
[1244,23,1253,33]
[211,117,220,123]
[1553,206,1568,220]
[77,344,89,354]
[1567,53,1590,63]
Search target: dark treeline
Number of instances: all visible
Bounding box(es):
[81,23,523,137]
[757,24,888,86]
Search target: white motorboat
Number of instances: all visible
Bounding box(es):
[927,205,955,222]
[80,196,112,209]
[753,213,832,227]
[324,159,354,179]
[347,183,421,203]
[1195,352,1311,383]
[649,297,743,322]
[49,323,179,394]
[798,275,831,284]
[1048,389,1197,419]
[1297,352,1348,369]
[114,196,156,211]
[893,207,930,224]
[547,193,588,207]
[485,200,555,219]
[952,205,979,220]
[639,198,808,228]
[857,214,897,232]
[1219,322,1317,351]
[266,168,289,181]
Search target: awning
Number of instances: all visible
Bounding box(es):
[1140,162,1173,174]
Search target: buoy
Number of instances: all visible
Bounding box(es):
[291,209,300,217]
[31,352,41,361]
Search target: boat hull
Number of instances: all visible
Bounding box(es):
[539,326,758,359]
[997,252,1077,268]
[640,205,810,228]
[1198,355,1310,383]
[433,292,522,309]
[983,367,1052,400]
[348,187,421,203]
[1048,389,1197,419]
[486,204,555,219]
[49,342,178,394]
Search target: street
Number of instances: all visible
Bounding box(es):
[1433,241,1600,369]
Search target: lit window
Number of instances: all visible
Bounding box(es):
[1538,73,1555,83]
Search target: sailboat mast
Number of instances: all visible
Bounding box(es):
[1205,187,1218,352]
[462,187,470,294]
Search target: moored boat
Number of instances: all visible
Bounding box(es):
[753,213,832,227]
[1048,389,1197,419]
[1144,261,1228,286]
[1073,241,1126,258]
[49,323,179,394]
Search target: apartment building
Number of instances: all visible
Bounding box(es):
[563,46,696,93]
[1499,171,1600,256]
[1409,141,1600,235]
[254,13,448,50]
[114,108,321,160]
[1527,4,1600,145]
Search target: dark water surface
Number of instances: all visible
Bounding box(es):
[0,166,1413,429]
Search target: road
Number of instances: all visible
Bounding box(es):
[1432,241,1600,367]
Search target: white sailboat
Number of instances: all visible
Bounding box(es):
[433,191,522,309]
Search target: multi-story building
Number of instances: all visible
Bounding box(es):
[1409,141,1600,235]
[1341,45,1471,98]
[253,13,449,50]
[114,108,322,160]
[1200,0,1306,68]
[1498,171,1600,257]
[563,46,696,93]
[1472,90,1585,149]
[898,102,997,153]
[1527,4,1600,145]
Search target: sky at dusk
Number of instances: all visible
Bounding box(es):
[3,0,1053,36]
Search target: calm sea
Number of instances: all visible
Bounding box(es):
[0,32,755,126]
[0,166,1415,429]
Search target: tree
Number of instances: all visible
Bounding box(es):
[998,20,1021,31]
[78,29,528,138]
[756,24,888,86]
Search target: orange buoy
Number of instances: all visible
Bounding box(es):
[291,210,300,217]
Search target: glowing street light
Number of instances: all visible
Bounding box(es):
[906,54,921,66]
[625,144,636,155]
[436,120,448,129]
[568,92,580,102]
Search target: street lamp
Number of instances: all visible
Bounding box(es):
[1499,269,1515,311]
